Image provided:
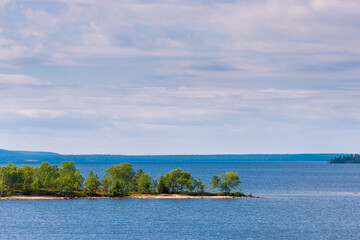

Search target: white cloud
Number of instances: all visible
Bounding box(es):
[0,82,359,153]
[0,0,359,153]
[0,0,358,74]
[1,83,359,126]
[0,73,44,85]
[0,0,10,8]
[12,109,67,118]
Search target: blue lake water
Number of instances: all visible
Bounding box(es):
[1,158,360,239]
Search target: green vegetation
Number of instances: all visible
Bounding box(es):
[209,172,242,194]
[84,170,101,194]
[0,161,246,197]
[329,154,360,164]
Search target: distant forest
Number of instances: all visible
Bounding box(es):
[0,151,341,165]
[329,154,360,164]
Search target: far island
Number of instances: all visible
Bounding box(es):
[0,161,254,200]
[329,154,360,164]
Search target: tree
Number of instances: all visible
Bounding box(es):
[22,176,31,195]
[177,172,194,192]
[102,178,111,192]
[35,162,59,190]
[151,179,158,193]
[55,161,84,195]
[163,169,194,193]
[209,175,220,192]
[137,173,152,193]
[84,170,101,194]
[0,167,5,196]
[103,163,136,192]
[22,165,36,194]
[31,178,41,193]
[2,163,24,190]
[199,182,206,193]
[193,178,206,193]
[220,172,241,194]
[157,175,168,193]
[111,180,126,197]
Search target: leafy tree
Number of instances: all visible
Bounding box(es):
[0,167,5,196]
[199,182,206,193]
[157,175,168,193]
[22,165,36,194]
[0,163,25,191]
[137,173,152,193]
[22,176,31,195]
[151,179,158,193]
[7,163,25,190]
[103,163,136,192]
[163,169,194,193]
[55,161,84,194]
[111,180,126,197]
[209,175,220,192]
[31,178,41,193]
[220,172,241,193]
[84,170,101,194]
[102,178,111,192]
[0,164,36,195]
[178,172,194,192]
[210,173,242,193]
[193,178,206,193]
[35,162,59,190]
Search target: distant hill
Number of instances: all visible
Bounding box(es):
[0,149,60,156]
[55,153,342,164]
[0,150,342,165]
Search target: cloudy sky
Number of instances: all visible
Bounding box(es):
[0,0,359,154]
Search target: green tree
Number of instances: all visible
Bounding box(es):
[137,173,152,193]
[193,178,206,193]
[163,169,194,193]
[55,161,84,195]
[35,162,59,190]
[177,172,194,192]
[103,163,136,192]
[151,179,158,193]
[199,182,206,193]
[31,178,41,193]
[22,176,31,195]
[84,170,101,194]
[21,165,36,194]
[102,178,111,192]
[0,167,5,196]
[111,180,126,197]
[209,175,220,192]
[3,163,24,190]
[220,172,242,194]
[157,175,168,193]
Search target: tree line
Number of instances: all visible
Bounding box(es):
[0,162,244,197]
[329,154,360,164]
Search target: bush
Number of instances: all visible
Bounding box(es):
[229,191,246,197]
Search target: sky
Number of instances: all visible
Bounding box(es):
[0,0,359,154]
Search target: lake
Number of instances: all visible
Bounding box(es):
[1,157,360,239]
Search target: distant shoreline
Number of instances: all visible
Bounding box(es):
[0,149,342,164]
[0,194,258,200]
